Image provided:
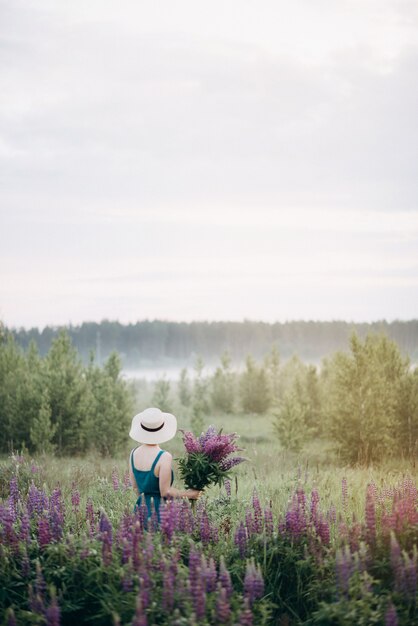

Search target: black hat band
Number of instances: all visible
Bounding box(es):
[141,422,165,433]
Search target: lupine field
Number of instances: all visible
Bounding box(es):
[1,435,418,626]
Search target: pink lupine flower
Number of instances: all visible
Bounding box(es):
[181,430,201,454]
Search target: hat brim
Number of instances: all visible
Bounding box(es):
[129,411,177,444]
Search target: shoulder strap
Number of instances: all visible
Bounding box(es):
[130,447,138,472]
[150,450,165,473]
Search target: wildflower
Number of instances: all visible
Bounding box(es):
[264,506,274,535]
[384,602,398,626]
[234,522,247,558]
[45,594,61,626]
[225,479,231,498]
[218,556,233,598]
[238,597,254,625]
[38,516,51,549]
[216,585,231,623]
[342,477,348,512]
[71,486,80,514]
[112,468,119,491]
[365,484,376,545]
[243,559,264,606]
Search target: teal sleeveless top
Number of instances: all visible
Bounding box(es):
[131,447,174,520]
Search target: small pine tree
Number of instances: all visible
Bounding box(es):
[273,382,310,453]
[265,345,281,407]
[191,357,209,435]
[178,368,192,407]
[240,356,271,414]
[152,377,172,413]
[30,391,56,454]
[211,351,235,414]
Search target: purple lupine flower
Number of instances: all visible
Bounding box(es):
[342,478,348,512]
[238,598,253,626]
[1,506,19,554]
[99,512,113,566]
[71,486,80,514]
[162,560,175,611]
[21,549,31,577]
[385,603,399,626]
[9,476,19,511]
[234,522,247,558]
[264,506,274,535]
[296,487,306,512]
[252,490,263,534]
[204,435,240,462]
[216,585,231,623]
[35,561,46,597]
[132,597,148,626]
[365,484,376,545]
[243,560,264,606]
[123,471,131,489]
[285,494,307,538]
[203,556,217,593]
[198,425,217,448]
[218,556,233,598]
[101,531,113,566]
[327,505,337,525]
[199,509,211,545]
[138,572,152,609]
[38,516,51,549]
[335,545,352,597]
[29,586,44,616]
[224,479,231,498]
[45,595,61,626]
[29,561,46,614]
[316,515,330,545]
[49,490,64,543]
[245,509,254,537]
[191,571,206,620]
[132,521,142,570]
[122,567,134,592]
[99,511,113,536]
[160,501,177,543]
[219,456,246,471]
[111,467,119,490]
[178,499,194,533]
[181,430,201,454]
[310,489,320,522]
[28,483,48,518]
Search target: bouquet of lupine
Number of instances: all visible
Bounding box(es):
[178,425,246,492]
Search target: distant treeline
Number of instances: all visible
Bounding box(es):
[9,319,418,365]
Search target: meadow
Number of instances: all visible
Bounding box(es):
[1,409,417,625]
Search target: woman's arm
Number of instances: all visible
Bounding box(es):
[128,451,140,497]
[159,452,201,499]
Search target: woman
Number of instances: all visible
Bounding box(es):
[128,407,201,521]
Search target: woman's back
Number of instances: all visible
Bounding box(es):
[130,445,174,518]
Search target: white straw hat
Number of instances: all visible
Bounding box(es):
[129,407,177,444]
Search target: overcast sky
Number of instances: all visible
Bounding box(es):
[1,0,417,328]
